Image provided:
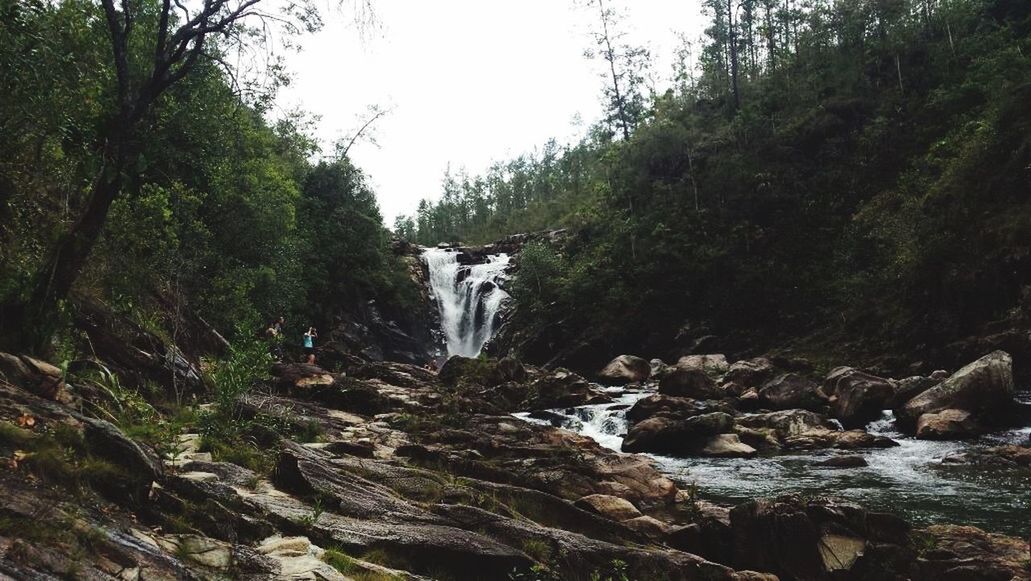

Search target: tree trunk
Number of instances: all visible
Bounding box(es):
[728,0,741,111]
[21,154,125,352]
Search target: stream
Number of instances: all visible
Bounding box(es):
[515,388,1031,537]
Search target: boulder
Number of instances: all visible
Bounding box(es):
[902,351,1015,430]
[574,494,642,521]
[891,375,940,409]
[659,368,724,399]
[825,367,894,428]
[622,412,735,454]
[0,352,69,402]
[730,495,911,580]
[736,410,897,451]
[272,363,335,390]
[597,355,651,384]
[625,394,735,426]
[676,354,729,379]
[915,409,980,440]
[700,434,757,458]
[649,358,673,380]
[724,357,776,387]
[914,524,1031,581]
[941,444,1031,468]
[526,368,610,410]
[759,373,827,411]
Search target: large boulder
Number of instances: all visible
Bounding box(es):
[438,355,526,387]
[625,394,736,425]
[597,355,651,384]
[574,494,643,521]
[730,495,911,580]
[736,410,897,451]
[759,373,827,411]
[526,368,610,410]
[891,375,941,410]
[621,412,735,454]
[914,524,1031,581]
[0,352,69,402]
[825,367,894,428]
[272,362,335,390]
[724,357,776,387]
[915,409,980,440]
[676,354,730,379]
[902,351,1015,430]
[659,368,724,399]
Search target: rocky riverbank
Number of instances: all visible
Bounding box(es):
[1,325,1028,579]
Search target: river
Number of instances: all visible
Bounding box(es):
[516,388,1031,537]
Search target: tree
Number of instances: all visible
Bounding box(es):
[0,0,364,352]
[584,0,650,140]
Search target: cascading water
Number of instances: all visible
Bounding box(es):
[423,247,511,357]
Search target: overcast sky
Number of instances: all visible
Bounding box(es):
[276,1,706,223]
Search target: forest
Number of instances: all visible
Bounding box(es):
[0,0,412,356]
[396,0,1031,370]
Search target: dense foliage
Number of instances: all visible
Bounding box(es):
[398,0,1031,363]
[0,0,409,352]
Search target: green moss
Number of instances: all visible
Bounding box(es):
[0,422,37,447]
[322,548,400,581]
[521,538,552,563]
[199,436,275,474]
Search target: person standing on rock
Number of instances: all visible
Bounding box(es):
[266,316,285,360]
[303,326,317,364]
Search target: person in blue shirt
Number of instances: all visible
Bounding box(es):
[303,326,317,364]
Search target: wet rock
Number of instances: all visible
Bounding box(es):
[916,409,981,439]
[902,351,1015,430]
[914,524,1031,581]
[597,355,651,384]
[815,455,868,468]
[659,367,724,399]
[574,494,643,521]
[701,434,757,458]
[676,354,730,379]
[724,357,776,387]
[760,373,828,411]
[826,367,894,428]
[622,412,734,454]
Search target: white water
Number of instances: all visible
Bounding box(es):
[423,247,511,357]
[515,388,1031,536]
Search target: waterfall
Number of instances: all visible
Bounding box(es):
[423,247,511,357]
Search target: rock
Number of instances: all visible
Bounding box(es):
[736,410,897,451]
[649,358,673,380]
[676,354,730,379]
[721,381,746,397]
[625,394,735,425]
[659,368,724,399]
[0,352,69,402]
[816,455,868,468]
[622,412,734,454]
[826,367,895,428]
[915,409,980,440]
[738,387,760,409]
[272,362,335,390]
[730,495,912,580]
[891,375,941,409]
[724,357,776,387]
[701,434,757,458]
[81,416,162,485]
[438,355,527,387]
[525,368,611,410]
[903,351,1015,430]
[759,373,827,411]
[620,515,672,539]
[574,494,643,521]
[915,524,1031,581]
[597,355,651,384]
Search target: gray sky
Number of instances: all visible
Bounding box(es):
[276,1,706,223]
